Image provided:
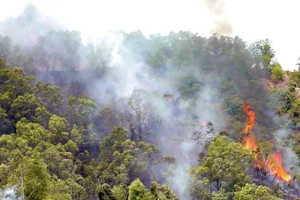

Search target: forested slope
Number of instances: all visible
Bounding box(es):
[0,4,300,200]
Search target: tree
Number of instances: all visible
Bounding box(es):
[98,126,161,187]
[111,184,128,200]
[66,95,96,127]
[7,150,51,200]
[128,179,154,200]
[123,31,150,61]
[24,152,50,200]
[31,82,63,115]
[177,74,202,98]
[190,135,254,199]
[49,115,68,144]
[233,183,281,200]
[212,189,230,200]
[98,127,137,186]
[33,30,81,71]
[85,39,112,74]
[0,65,35,133]
[16,118,52,149]
[97,183,116,200]
[126,88,152,142]
[48,178,72,200]
[270,63,284,81]
[11,93,42,122]
[150,181,179,200]
[6,149,27,198]
[249,39,275,69]
[0,35,12,62]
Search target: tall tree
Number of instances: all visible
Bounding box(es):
[190,135,254,199]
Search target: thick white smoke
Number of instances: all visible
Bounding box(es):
[0,186,18,200]
[77,31,227,198]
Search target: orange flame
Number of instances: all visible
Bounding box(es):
[243,103,255,133]
[268,150,291,182]
[201,120,206,127]
[243,103,258,157]
[242,103,291,182]
[244,134,258,156]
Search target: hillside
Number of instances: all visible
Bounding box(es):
[0,5,300,200]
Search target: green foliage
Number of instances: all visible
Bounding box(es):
[16,118,52,149]
[66,95,97,126]
[24,152,50,200]
[249,39,275,69]
[98,127,160,186]
[212,189,230,200]
[49,115,68,144]
[11,93,41,121]
[177,74,202,98]
[31,82,63,114]
[0,65,35,133]
[48,178,72,200]
[190,135,254,199]
[97,183,116,200]
[0,15,298,199]
[271,63,284,81]
[128,179,154,200]
[150,181,179,200]
[233,183,281,200]
[289,70,300,87]
[111,184,128,200]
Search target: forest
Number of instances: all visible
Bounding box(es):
[0,4,300,200]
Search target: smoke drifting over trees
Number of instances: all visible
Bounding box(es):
[0,4,299,200]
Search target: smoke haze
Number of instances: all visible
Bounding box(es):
[203,0,233,36]
[0,3,299,199]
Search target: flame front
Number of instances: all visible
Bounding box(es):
[243,103,255,133]
[244,134,258,157]
[243,103,258,157]
[268,151,292,182]
[242,103,291,182]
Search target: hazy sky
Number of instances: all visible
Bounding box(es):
[1,0,299,70]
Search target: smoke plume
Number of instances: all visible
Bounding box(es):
[204,0,233,36]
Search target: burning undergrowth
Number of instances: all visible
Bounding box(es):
[242,103,300,197]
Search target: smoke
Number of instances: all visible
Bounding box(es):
[1,4,281,199]
[0,186,18,200]
[0,3,63,48]
[1,4,293,197]
[211,21,233,36]
[204,0,233,36]
[275,129,300,174]
[78,31,227,199]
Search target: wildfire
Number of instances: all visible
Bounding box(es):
[201,120,206,127]
[242,103,291,182]
[244,134,258,155]
[243,103,258,157]
[243,103,255,133]
[268,150,292,182]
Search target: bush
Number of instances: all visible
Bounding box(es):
[271,63,284,81]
